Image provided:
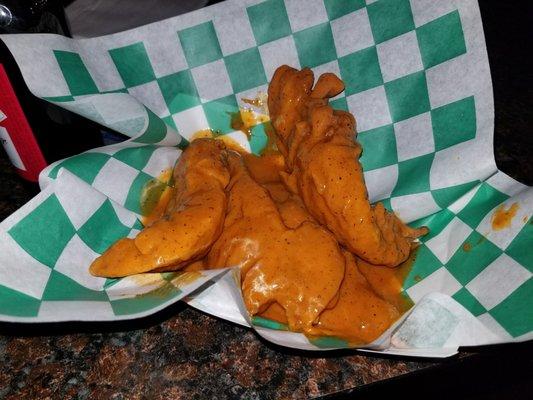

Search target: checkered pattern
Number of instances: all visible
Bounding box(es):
[0,170,199,319]
[402,173,532,338]
[44,0,480,210]
[44,143,182,216]
[0,0,531,344]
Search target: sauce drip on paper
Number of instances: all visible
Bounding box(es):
[127,271,203,300]
[230,108,269,139]
[191,129,247,153]
[492,202,519,231]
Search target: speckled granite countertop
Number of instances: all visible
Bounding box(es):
[0,2,531,399]
[0,301,437,399]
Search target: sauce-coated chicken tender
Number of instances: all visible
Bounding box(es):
[90,139,230,277]
[89,64,426,345]
[206,155,346,334]
[268,66,427,267]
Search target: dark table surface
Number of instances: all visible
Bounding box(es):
[0,1,532,399]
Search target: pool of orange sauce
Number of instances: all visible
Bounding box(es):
[257,249,417,342]
[355,251,416,313]
[491,202,519,231]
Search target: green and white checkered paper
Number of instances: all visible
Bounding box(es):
[0,0,531,357]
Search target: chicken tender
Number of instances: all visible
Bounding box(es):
[309,252,400,344]
[268,66,427,267]
[90,139,230,277]
[206,154,346,334]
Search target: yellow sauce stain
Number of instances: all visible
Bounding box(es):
[230,108,269,139]
[463,242,472,252]
[127,272,202,299]
[241,92,268,113]
[191,129,248,153]
[492,202,519,231]
[128,273,164,286]
[137,282,176,299]
[523,215,528,224]
[127,274,176,300]
[171,271,203,289]
[242,91,267,106]
[158,169,173,183]
[142,186,174,227]
[140,169,175,227]
[191,129,219,140]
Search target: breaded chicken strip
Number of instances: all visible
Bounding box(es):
[268,66,427,267]
[90,139,230,277]
[206,154,346,334]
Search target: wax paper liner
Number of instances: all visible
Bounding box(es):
[0,0,531,357]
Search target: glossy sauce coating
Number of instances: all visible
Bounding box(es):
[309,252,400,345]
[206,154,346,333]
[90,139,230,277]
[90,138,411,343]
[356,253,416,313]
[241,152,403,343]
[89,66,427,344]
[268,66,427,267]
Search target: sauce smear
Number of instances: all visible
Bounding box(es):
[356,247,418,313]
[492,202,519,231]
[141,169,174,227]
[191,129,248,153]
[230,108,269,139]
[171,271,203,288]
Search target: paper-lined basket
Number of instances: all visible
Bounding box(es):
[0,0,531,357]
